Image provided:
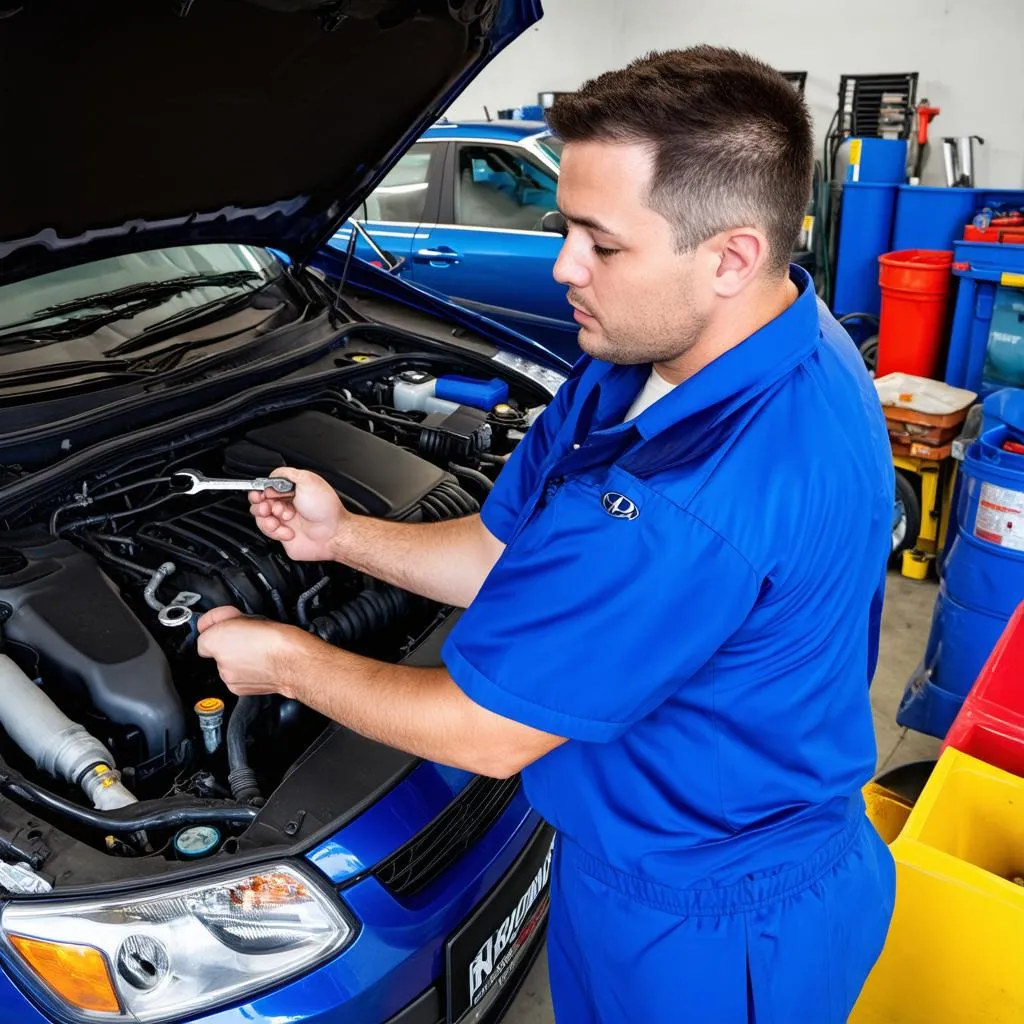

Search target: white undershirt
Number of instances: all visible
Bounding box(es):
[623,367,677,421]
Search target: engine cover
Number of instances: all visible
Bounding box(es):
[224,411,452,519]
[0,539,185,772]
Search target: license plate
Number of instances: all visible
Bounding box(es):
[445,825,556,1024]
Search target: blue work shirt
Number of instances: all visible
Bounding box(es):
[442,266,895,888]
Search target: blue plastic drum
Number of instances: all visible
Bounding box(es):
[899,417,1024,737]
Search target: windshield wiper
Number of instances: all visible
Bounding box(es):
[103,290,269,358]
[0,271,265,344]
[0,360,154,388]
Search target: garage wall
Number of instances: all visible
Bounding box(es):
[448,0,1024,188]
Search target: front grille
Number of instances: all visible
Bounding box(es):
[374,775,521,898]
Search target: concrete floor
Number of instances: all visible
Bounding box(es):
[503,571,941,1023]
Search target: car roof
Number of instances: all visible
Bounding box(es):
[424,119,551,143]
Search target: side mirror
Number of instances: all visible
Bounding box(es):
[540,210,567,236]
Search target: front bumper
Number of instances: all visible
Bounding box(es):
[0,789,549,1024]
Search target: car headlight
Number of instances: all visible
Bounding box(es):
[1,864,354,1022]
[491,351,567,397]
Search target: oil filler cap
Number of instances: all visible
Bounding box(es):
[173,825,221,859]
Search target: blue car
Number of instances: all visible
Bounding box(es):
[332,118,820,363]
[0,2,568,1023]
[332,120,578,360]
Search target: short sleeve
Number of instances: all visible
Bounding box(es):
[444,483,760,741]
[479,371,579,544]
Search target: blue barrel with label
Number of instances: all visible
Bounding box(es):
[899,394,1024,737]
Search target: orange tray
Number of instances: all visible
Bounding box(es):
[882,404,970,431]
[890,439,953,460]
[887,419,960,446]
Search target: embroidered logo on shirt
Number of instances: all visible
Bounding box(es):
[602,492,640,520]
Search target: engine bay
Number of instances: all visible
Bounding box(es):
[0,344,550,890]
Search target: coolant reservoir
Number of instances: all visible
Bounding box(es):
[392,371,460,415]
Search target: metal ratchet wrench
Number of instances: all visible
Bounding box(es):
[172,470,296,496]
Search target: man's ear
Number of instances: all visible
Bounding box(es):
[709,228,771,297]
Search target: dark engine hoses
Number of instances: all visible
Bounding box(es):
[227,696,266,806]
[0,772,257,835]
[311,586,411,647]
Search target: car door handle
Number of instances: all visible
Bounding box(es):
[414,247,461,265]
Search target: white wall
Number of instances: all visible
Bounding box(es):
[448,0,1024,188]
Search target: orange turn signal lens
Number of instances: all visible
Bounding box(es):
[10,934,121,1013]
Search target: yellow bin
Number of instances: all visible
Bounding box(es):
[862,781,913,844]
[852,748,1024,1023]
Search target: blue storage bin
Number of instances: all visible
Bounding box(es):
[845,138,908,184]
[832,182,898,316]
[892,186,979,251]
[945,240,1024,397]
[893,187,1024,252]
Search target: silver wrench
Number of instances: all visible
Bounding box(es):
[172,470,295,496]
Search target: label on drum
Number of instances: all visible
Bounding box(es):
[975,482,1024,551]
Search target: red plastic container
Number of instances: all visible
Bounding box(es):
[875,249,954,379]
[943,600,1024,777]
[963,224,1024,244]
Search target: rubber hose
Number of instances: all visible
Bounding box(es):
[448,464,493,500]
[443,482,479,515]
[227,697,265,806]
[268,586,288,622]
[311,587,411,647]
[296,577,330,627]
[431,488,460,517]
[437,492,460,518]
[0,773,256,835]
[418,494,446,521]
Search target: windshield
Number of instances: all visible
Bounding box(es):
[537,135,563,164]
[0,244,282,342]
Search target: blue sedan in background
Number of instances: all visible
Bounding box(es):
[333,121,578,360]
[333,117,818,362]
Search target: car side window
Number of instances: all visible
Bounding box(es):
[363,144,434,223]
[455,145,558,232]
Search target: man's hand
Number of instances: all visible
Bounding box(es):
[248,467,349,563]
[196,608,565,778]
[196,605,315,697]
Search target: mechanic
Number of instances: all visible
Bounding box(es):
[198,47,896,1023]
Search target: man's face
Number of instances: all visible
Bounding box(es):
[553,140,711,364]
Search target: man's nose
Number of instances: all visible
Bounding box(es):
[553,237,590,290]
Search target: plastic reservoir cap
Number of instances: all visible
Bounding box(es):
[195,697,225,717]
[435,375,509,411]
[174,825,221,859]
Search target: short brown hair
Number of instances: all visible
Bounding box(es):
[547,47,814,275]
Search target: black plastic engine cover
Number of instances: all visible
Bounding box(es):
[223,411,453,520]
[0,539,185,769]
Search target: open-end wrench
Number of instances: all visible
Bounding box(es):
[172,470,295,496]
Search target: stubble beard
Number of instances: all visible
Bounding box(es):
[576,311,708,366]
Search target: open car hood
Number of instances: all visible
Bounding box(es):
[0,0,541,285]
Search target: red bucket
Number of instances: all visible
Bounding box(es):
[876,249,954,380]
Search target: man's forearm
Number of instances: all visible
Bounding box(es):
[274,632,561,777]
[330,513,504,608]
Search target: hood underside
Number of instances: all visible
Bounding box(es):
[0,0,538,284]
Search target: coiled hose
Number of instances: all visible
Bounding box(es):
[311,586,411,647]
[416,481,479,521]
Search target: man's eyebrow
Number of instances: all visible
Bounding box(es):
[558,208,618,236]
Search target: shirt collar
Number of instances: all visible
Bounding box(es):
[584,265,821,441]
